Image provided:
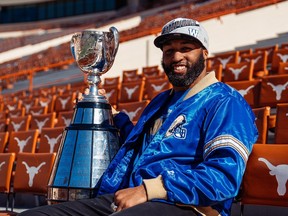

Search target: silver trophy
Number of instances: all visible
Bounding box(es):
[47,27,120,203]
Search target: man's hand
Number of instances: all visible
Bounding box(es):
[114,185,147,212]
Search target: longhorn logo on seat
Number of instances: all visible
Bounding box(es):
[258,157,288,196]
[22,161,46,187]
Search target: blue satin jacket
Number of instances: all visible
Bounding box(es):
[95,80,258,216]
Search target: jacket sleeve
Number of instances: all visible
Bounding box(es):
[159,97,258,206]
[113,112,135,146]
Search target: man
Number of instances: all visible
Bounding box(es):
[20,18,258,216]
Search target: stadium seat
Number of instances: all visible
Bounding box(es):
[7,115,31,133]
[56,110,74,128]
[12,152,56,210]
[240,51,268,78]
[223,61,254,82]
[271,49,288,74]
[240,144,288,215]
[117,100,149,124]
[259,74,288,108]
[0,153,16,211]
[7,130,39,158]
[119,80,145,103]
[252,106,270,144]
[38,127,64,153]
[226,80,261,108]
[274,103,288,144]
[30,112,56,133]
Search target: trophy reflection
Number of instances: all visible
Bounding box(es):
[47,27,120,203]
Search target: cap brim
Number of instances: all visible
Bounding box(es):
[154,33,201,48]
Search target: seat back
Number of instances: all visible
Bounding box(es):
[38,127,64,153]
[241,144,288,207]
[7,129,39,157]
[13,152,56,195]
[259,74,288,108]
[7,115,31,133]
[241,52,268,78]
[56,110,74,128]
[252,106,270,144]
[224,61,254,82]
[0,153,15,193]
[274,103,288,144]
[119,80,145,103]
[30,112,56,133]
[0,132,9,153]
[271,49,288,73]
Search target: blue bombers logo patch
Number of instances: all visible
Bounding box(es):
[166,115,187,139]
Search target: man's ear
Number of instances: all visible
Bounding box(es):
[203,49,209,59]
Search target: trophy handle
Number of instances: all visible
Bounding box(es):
[109,27,119,58]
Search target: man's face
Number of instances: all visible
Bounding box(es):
[161,39,206,88]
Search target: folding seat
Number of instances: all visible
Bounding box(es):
[240,51,268,78]
[259,74,288,108]
[0,132,9,153]
[254,44,278,66]
[240,144,288,215]
[223,61,254,82]
[102,84,119,108]
[38,127,64,153]
[7,115,31,133]
[30,112,56,133]
[122,69,142,83]
[119,80,145,103]
[271,49,288,74]
[28,106,48,116]
[209,50,239,70]
[7,129,39,158]
[142,65,161,79]
[38,95,56,113]
[56,110,74,128]
[226,80,261,108]
[252,106,270,144]
[274,103,288,144]
[21,98,38,114]
[144,77,172,100]
[12,152,56,210]
[0,153,16,211]
[6,107,25,118]
[117,100,150,124]
[103,76,120,86]
[54,92,76,113]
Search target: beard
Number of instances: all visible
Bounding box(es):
[162,52,205,87]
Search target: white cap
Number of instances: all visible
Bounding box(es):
[154,18,209,52]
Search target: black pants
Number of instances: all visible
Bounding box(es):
[18,194,198,216]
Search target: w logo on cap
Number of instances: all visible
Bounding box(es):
[188,28,199,38]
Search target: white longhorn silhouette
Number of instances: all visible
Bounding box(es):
[267,81,288,100]
[11,121,24,132]
[22,161,46,187]
[237,85,255,97]
[14,136,32,152]
[7,104,16,111]
[35,118,49,132]
[24,104,32,113]
[277,53,288,62]
[39,100,49,107]
[44,134,62,153]
[106,89,115,100]
[245,55,262,64]
[30,110,43,115]
[151,83,167,92]
[0,161,5,170]
[217,56,233,69]
[59,97,70,109]
[124,86,139,99]
[258,157,288,196]
[123,107,142,120]
[105,79,117,85]
[61,116,71,127]
[228,65,247,80]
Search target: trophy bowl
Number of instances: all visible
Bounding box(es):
[71,26,119,102]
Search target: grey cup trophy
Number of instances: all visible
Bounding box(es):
[47,27,120,203]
